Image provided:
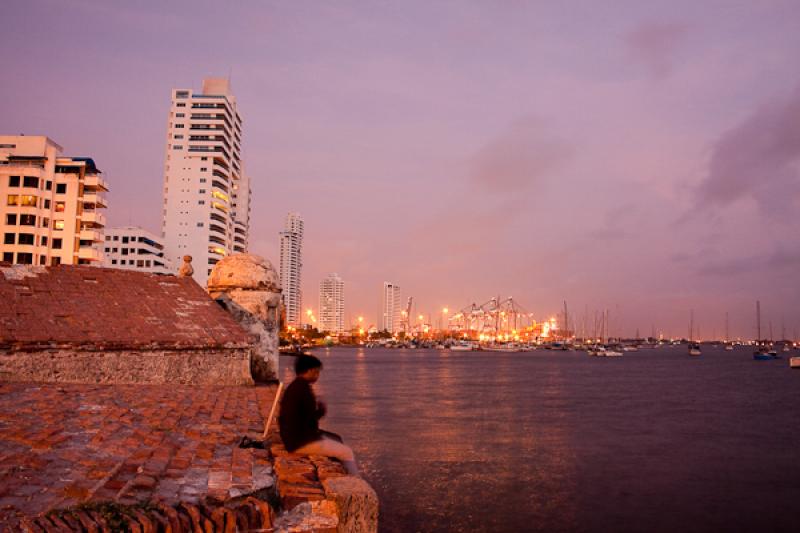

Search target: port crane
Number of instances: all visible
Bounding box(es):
[449,296,532,334]
[400,297,413,335]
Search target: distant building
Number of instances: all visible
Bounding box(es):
[319,273,344,334]
[103,226,172,274]
[279,212,304,327]
[381,282,402,333]
[0,135,108,266]
[161,77,248,285]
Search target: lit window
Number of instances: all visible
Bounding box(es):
[20,195,37,207]
[6,195,19,206]
[54,220,65,230]
[55,202,65,212]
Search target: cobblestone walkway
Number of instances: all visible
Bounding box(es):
[0,382,277,528]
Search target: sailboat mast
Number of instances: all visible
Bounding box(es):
[689,309,694,342]
[725,312,729,343]
[756,300,761,342]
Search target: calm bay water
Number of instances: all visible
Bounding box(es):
[280,346,800,532]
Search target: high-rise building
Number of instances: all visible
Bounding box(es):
[231,174,250,253]
[319,273,344,334]
[279,212,304,327]
[103,226,173,274]
[161,77,247,285]
[0,135,108,266]
[381,282,402,333]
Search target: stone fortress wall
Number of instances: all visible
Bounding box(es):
[0,253,378,532]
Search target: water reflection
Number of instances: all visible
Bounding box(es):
[282,347,800,533]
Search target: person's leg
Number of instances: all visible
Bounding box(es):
[294,437,359,475]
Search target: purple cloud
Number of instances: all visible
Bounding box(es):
[470,116,571,192]
[625,21,689,79]
[697,87,800,212]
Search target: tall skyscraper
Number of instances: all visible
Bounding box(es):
[161,77,248,285]
[279,212,304,327]
[319,273,344,334]
[1,136,107,266]
[381,282,402,333]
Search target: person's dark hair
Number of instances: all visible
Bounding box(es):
[295,354,323,375]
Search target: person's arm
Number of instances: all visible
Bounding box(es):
[315,399,327,419]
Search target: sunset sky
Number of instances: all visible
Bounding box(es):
[3,1,800,338]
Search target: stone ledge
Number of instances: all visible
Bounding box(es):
[0,348,254,386]
[269,442,378,533]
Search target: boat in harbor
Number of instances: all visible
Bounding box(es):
[449,341,474,352]
[791,356,800,369]
[483,343,524,353]
[752,301,779,360]
[688,310,701,356]
[724,312,734,350]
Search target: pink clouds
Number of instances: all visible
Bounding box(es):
[625,21,689,79]
[697,86,800,212]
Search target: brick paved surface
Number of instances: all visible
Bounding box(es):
[0,382,277,528]
[0,265,251,351]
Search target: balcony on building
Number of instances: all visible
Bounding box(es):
[81,210,106,227]
[79,227,103,242]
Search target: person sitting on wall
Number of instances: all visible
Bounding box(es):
[279,354,359,476]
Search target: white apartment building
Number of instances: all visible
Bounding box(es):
[381,281,402,333]
[1,136,107,266]
[319,273,344,334]
[103,226,173,274]
[231,174,250,253]
[279,212,304,327]
[161,77,249,285]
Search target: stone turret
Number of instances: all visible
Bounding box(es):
[207,254,281,382]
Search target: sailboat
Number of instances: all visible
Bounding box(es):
[724,312,734,351]
[688,310,701,356]
[753,300,779,360]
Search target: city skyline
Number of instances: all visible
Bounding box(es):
[3,1,800,338]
